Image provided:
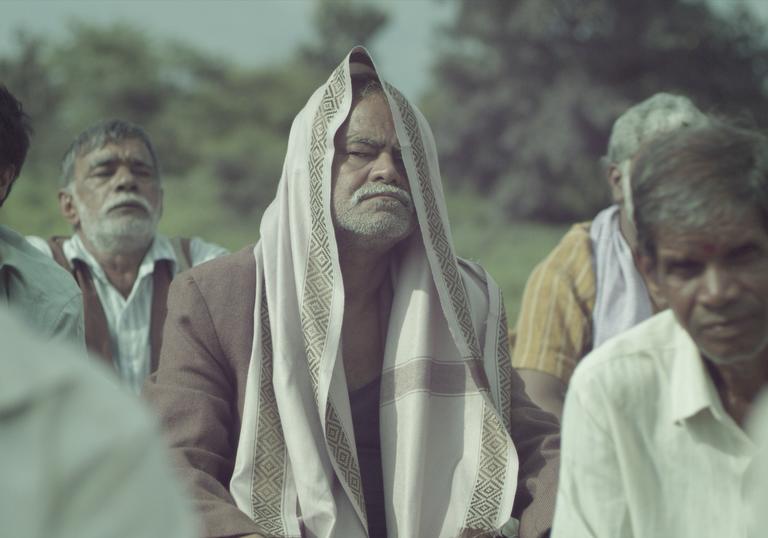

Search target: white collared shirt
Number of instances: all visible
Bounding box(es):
[27,234,228,393]
[0,225,83,345]
[552,310,756,538]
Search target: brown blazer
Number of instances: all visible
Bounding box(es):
[144,246,560,538]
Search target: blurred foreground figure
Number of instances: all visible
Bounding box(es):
[0,85,83,343]
[0,306,196,538]
[747,393,768,538]
[512,93,707,417]
[553,121,768,537]
[145,49,559,538]
[28,119,227,393]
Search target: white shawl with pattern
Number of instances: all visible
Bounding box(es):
[229,48,518,538]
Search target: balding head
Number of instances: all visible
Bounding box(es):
[607,93,707,166]
[604,93,708,246]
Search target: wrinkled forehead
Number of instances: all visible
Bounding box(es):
[653,205,768,252]
[75,138,155,173]
[336,93,400,148]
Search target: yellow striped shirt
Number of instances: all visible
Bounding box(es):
[511,222,596,383]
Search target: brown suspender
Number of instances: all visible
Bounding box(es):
[148,259,173,372]
[47,236,188,373]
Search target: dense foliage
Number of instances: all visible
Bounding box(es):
[426,0,768,221]
[0,0,389,228]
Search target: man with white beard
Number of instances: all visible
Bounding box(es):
[28,120,227,393]
[145,51,559,538]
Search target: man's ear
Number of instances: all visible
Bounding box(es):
[607,164,624,204]
[635,249,655,283]
[58,188,80,228]
[0,166,16,205]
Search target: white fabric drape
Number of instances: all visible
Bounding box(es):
[590,205,653,348]
[229,47,518,538]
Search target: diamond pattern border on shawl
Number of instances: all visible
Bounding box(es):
[326,402,368,528]
[464,403,509,530]
[249,291,290,537]
[385,83,481,359]
[496,290,513,433]
[302,63,346,399]
[301,62,367,529]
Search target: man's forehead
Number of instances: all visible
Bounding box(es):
[338,95,400,148]
[80,138,153,165]
[656,217,768,257]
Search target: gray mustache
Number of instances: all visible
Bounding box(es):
[102,194,152,215]
[352,184,414,212]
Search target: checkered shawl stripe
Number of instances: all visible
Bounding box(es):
[326,402,368,527]
[385,83,509,531]
[464,402,510,529]
[496,291,514,433]
[301,62,346,401]
[301,62,367,528]
[249,291,290,537]
[385,83,482,359]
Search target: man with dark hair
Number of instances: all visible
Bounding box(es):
[553,120,768,537]
[512,93,707,418]
[0,85,31,206]
[28,119,227,393]
[0,85,83,343]
[146,49,559,538]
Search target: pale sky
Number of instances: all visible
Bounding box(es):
[1,0,765,100]
[0,0,454,100]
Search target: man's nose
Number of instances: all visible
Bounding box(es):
[114,167,139,192]
[371,151,406,188]
[700,265,739,308]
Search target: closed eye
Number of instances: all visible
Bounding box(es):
[90,166,114,179]
[666,259,703,279]
[728,243,761,265]
[131,164,155,178]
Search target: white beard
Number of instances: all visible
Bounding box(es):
[73,191,160,255]
[333,183,416,249]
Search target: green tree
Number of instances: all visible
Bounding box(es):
[0,30,67,180]
[427,0,768,221]
[300,0,389,75]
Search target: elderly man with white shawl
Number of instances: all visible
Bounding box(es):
[145,49,559,538]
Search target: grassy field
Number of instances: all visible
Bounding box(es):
[1,178,568,322]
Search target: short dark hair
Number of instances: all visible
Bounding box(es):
[60,119,159,188]
[632,120,768,260]
[0,85,32,204]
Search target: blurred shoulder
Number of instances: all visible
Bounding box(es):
[539,221,593,277]
[458,257,488,289]
[569,310,680,407]
[188,236,230,265]
[0,226,80,302]
[0,308,148,433]
[172,245,256,308]
[24,235,54,258]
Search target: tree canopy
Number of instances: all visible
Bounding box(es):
[0,0,389,230]
[426,0,768,221]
